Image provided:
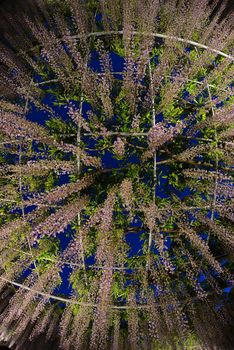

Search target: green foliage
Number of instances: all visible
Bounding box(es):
[195,108,207,122]
[115,93,132,131]
[37,238,60,270]
[112,276,128,299]
[45,172,57,192]
[46,117,76,138]
[111,37,125,57]
[26,175,44,192]
[162,102,184,122]
[202,126,216,139]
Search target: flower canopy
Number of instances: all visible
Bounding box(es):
[0,0,233,349]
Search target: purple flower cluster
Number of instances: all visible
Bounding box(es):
[31,197,88,243]
[26,174,94,207]
[113,137,125,157]
[91,255,114,350]
[148,122,183,150]
[143,122,184,159]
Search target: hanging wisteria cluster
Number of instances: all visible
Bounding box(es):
[0,0,233,349]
